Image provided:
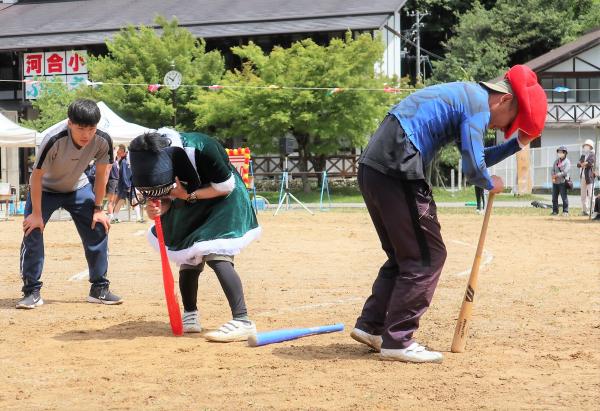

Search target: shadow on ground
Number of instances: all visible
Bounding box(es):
[271,342,377,361]
[0,298,84,310]
[52,320,177,341]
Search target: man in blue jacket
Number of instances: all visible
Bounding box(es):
[350,65,547,363]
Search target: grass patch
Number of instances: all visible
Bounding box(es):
[254,186,544,204]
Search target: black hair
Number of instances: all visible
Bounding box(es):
[129,132,172,153]
[67,99,101,126]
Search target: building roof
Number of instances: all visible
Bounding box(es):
[0,0,406,51]
[525,27,600,73]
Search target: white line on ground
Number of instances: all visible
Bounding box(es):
[68,269,89,281]
[450,239,493,276]
[256,296,363,317]
[133,230,146,236]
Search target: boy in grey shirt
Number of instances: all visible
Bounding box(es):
[18,99,122,308]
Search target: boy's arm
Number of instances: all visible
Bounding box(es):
[94,163,110,207]
[92,163,111,231]
[23,169,45,236]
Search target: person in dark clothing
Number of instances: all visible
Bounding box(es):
[551,146,571,216]
[350,65,547,363]
[112,144,132,222]
[475,185,486,214]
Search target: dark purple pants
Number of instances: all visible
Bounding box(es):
[355,165,447,349]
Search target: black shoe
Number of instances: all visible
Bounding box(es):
[16,290,43,309]
[550,211,558,216]
[593,215,600,221]
[87,286,123,305]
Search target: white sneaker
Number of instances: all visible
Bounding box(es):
[204,319,256,342]
[182,310,202,333]
[350,328,382,352]
[380,342,443,363]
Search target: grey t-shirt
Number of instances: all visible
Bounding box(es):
[34,122,113,193]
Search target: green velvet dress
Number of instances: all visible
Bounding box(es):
[147,133,260,266]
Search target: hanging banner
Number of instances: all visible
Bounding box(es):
[23,50,89,99]
[226,148,252,188]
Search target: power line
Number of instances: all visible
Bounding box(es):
[383,24,444,60]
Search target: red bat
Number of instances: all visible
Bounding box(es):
[153,200,183,336]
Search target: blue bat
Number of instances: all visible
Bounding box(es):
[248,323,344,347]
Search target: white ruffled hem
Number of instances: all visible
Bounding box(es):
[147,226,262,266]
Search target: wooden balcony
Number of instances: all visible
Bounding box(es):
[546,103,600,123]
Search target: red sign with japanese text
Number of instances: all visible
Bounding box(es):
[24,53,44,76]
[44,52,66,75]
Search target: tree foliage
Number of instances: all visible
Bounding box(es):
[190,33,403,191]
[85,16,224,130]
[22,78,76,131]
[431,0,599,82]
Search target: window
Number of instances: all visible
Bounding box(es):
[566,78,576,102]
[543,76,600,103]
[577,78,590,102]
[552,78,566,103]
[541,78,552,102]
[591,78,600,103]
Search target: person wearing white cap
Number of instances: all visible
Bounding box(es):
[577,139,596,216]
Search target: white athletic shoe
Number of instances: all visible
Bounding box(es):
[182,310,202,333]
[380,342,443,363]
[350,328,382,352]
[204,319,256,342]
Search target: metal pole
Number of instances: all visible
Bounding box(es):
[591,125,599,220]
[415,11,421,82]
[458,158,462,191]
[172,88,177,127]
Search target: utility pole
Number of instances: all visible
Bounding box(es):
[407,10,429,83]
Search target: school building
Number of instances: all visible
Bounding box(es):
[0,0,408,189]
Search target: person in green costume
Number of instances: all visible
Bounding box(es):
[129,128,261,342]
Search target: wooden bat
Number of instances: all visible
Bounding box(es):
[248,323,344,347]
[153,200,183,336]
[451,192,495,353]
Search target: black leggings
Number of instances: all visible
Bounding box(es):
[179,260,248,318]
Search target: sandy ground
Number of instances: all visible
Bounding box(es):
[0,210,599,410]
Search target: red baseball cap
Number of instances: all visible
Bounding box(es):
[482,65,548,139]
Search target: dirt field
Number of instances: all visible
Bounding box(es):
[1,210,599,410]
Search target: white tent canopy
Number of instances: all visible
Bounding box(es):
[0,112,39,147]
[37,101,154,146]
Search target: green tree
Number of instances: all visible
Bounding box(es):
[190,33,402,191]
[85,16,224,130]
[432,0,597,82]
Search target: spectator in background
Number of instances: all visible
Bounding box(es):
[112,145,130,221]
[551,145,570,216]
[577,139,596,216]
[106,147,121,222]
[474,185,485,214]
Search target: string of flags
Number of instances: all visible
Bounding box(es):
[1,78,597,95]
[0,78,412,94]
